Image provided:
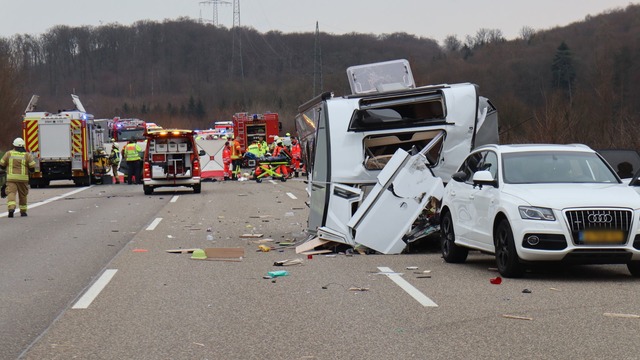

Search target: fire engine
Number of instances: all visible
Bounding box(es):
[108,117,147,142]
[232,112,281,151]
[22,95,109,187]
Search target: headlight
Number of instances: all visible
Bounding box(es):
[518,206,555,221]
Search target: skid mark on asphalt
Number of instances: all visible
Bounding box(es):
[377,266,438,307]
[72,269,118,309]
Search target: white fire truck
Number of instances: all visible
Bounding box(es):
[23,95,109,187]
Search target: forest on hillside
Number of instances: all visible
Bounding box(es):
[0,4,639,150]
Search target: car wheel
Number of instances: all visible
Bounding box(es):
[627,261,640,277]
[494,219,524,278]
[193,183,201,194]
[440,210,468,263]
[143,185,153,195]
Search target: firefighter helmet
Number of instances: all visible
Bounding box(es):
[13,138,25,147]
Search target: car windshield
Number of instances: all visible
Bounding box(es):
[502,151,619,184]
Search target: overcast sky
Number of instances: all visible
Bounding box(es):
[1,0,637,43]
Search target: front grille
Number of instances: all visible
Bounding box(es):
[565,209,633,245]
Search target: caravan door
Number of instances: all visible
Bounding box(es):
[347,132,445,254]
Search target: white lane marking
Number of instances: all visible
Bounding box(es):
[286,192,297,200]
[146,217,163,231]
[72,269,118,309]
[170,196,179,203]
[0,186,92,218]
[377,266,438,307]
[269,180,277,185]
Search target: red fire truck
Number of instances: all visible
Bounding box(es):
[232,112,281,151]
[107,117,147,142]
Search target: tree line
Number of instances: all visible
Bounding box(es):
[1,4,639,150]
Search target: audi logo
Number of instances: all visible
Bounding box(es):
[587,214,613,223]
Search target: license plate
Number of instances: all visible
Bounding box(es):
[579,230,625,244]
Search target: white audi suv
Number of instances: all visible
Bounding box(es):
[440,144,640,278]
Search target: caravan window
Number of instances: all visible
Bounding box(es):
[349,92,446,131]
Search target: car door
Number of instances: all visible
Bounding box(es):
[469,150,499,250]
[448,151,485,243]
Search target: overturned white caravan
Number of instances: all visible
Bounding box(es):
[295,59,498,254]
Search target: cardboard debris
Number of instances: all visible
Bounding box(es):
[190,248,245,262]
[603,312,640,319]
[502,314,533,321]
[301,249,333,255]
[295,237,330,254]
[166,248,200,254]
[240,233,264,238]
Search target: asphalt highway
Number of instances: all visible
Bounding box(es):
[1,178,639,360]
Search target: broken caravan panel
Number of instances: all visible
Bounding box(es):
[295,59,499,254]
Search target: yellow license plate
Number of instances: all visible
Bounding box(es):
[580,230,625,244]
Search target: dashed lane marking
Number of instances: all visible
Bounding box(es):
[170,196,179,203]
[377,266,438,307]
[72,269,118,309]
[286,192,297,200]
[146,217,163,231]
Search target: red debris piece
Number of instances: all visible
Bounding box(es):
[490,276,502,285]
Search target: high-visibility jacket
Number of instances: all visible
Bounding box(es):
[109,146,121,165]
[230,140,242,160]
[247,143,261,157]
[124,143,142,161]
[258,141,268,155]
[291,142,301,159]
[222,146,231,164]
[0,149,36,182]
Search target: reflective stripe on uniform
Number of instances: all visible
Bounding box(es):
[124,144,141,161]
[3,151,33,182]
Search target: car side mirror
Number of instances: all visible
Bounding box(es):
[198,150,206,156]
[451,171,467,182]
[472,170,497,187]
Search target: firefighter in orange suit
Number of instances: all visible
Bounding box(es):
[229,135,242,180]
[0,138,36,217]
[272,140,292,178]
[290,137,302,173]
[222,141,231,180]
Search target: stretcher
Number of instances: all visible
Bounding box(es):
[253,156,291,182]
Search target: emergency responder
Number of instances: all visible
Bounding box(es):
[258,137,268,157]
[290,137,302,176]
[0,138,36,217]
[109,139,121,184]
[222,141,231,180]
[123,139,142,184]
[246,139,261,160]
[229,135,242,180]
[282,132,292,148]
[269,136,280,153]
[272,140,292,178]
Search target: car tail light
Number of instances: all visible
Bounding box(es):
[143,161,151,179]
[192,160,201,177]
